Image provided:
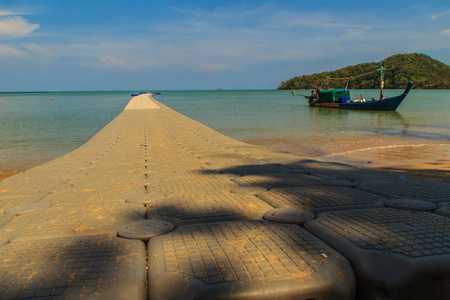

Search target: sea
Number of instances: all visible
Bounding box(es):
[1,89,449,170]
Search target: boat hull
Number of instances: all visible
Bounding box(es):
[310,81,413,111]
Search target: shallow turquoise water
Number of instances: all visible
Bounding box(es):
[157,89,450,141]
[1,89,449,169]
[0,92,131,169]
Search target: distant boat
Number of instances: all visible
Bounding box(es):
[299,81,413,111]
[131,91,161,97]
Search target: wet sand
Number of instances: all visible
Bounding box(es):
[323,144,450,184]
[244,136,450,184]
[0,170,25,182]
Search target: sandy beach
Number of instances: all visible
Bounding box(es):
[245,136,450,184]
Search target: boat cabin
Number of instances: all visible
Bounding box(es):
[318,89,351,104]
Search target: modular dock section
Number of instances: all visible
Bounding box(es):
[0,94,449,299]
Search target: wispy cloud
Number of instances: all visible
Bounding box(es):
[22,43,58,62]
[93,56,130,69]
[0,9,22,16]
[0,44,26,57]
[0,4,434,65]
[26,4,436,73]
[431,10,450,20]
[92,55,156,69]
[3,4,444,69]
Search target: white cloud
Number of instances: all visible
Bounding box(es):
[431,10,450,20]
[441,29,450,36]
[0,16,39,40]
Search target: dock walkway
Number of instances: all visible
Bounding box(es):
[0,94,449,299]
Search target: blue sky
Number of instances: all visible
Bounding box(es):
[0,0,449,91]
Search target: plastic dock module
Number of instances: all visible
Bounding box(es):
[0,200,145,241]
[144,176,236,194]
[0,235,147,299]
[118,219,174,241]
[304,208,450,300]
[358,178,450,202]
[384,198,437,211]
[215,163,290,175]
[312,168,404,182]
[285,159,401,182]
[231,173,324,188]
[257,185,384,213]
[148,220,356,300]
[147,191,273,226]
[435,201,450,217]
[263,207,314,225]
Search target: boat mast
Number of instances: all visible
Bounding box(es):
[377,50,389,99]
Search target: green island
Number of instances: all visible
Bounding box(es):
[278,53,450,90]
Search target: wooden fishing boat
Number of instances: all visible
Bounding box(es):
[303,81,413,111]
[293,51,413,111]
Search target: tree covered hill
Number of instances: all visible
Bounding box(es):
[278,53,450,90]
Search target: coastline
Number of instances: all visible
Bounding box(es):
[244,136,450,184]
[0,170,25,182]
[322,143,450,184]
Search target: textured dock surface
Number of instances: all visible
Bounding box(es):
[0,94,449,300]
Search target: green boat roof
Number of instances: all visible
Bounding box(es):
[318,88,351,103]
[319,89,348,93]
